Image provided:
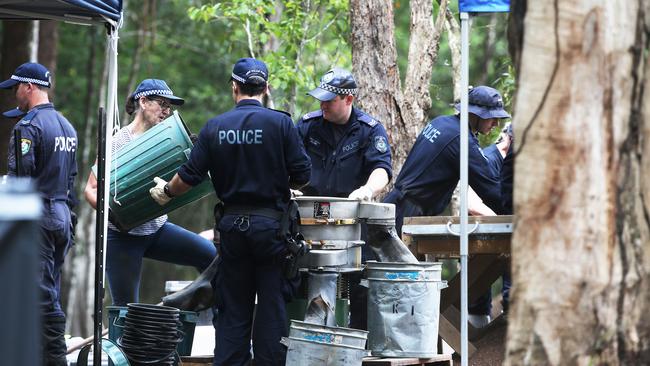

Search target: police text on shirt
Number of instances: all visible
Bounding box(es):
[218,129,263,145]
[54,136,77,152]
[422,123,441,143]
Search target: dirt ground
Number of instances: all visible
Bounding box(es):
[453,316,508,366]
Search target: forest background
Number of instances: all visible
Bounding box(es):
[0,0,511,336]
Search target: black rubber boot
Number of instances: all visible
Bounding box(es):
[42,316,67,366]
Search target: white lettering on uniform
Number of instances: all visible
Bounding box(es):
[422,124,441,143]
[218,129,263,145]
[54,136,76,152]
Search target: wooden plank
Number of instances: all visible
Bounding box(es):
[404,215,514,225]
[362,354,452,365]
[438,310,477,356]
[405,237,511,256]
[440,255,502,311]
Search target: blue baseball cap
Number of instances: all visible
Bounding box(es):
[455,86,511,119]
[231,58,268,85]
[308,68,358,102]
[0,62,51,89]
[130,79,185,105]
[2,107,25,118]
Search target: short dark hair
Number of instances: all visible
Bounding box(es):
[234,78,266,97]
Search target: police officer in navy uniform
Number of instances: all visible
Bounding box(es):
[1,62,78,366]
[295,67,392,200]
[384,85,509,235]
[150,58,311,366]
[295,68,392,331]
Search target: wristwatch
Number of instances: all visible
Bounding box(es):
[163,183,175,198]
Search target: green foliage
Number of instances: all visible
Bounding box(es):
[187,0,350,115]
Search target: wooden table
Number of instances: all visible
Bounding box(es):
[401,215,513,356]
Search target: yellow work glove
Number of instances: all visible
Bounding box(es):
[149,177,172,205]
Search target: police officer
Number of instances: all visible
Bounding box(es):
[384,85,509,235]
[295,67,392,200]
[150,58,311,366]
[1,62,78,366]
[295,68,393,331]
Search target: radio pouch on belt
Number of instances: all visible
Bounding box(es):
[279,200,308,279]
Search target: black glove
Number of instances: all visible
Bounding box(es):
[189,133,199,144]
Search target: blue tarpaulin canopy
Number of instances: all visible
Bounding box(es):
[459,0,510,12]
[0,0,122,25]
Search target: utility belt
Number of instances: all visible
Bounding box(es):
[222,205,284,220]
[216,201,307,279]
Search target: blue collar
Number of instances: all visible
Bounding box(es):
[236,99,263,108]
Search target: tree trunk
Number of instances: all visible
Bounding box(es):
[0,21,32,174]
[505,1,650,364]
[37,20,59,92]
[350,0,448,176]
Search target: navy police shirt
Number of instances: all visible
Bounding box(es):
[8,103,78,202]
[296,107,392,197]
[178,99,311,212]
[482,143,503,179]
[390,114,504,215]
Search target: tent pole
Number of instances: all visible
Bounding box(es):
[459,11,470,366]
[92,108,106,366]
[92,24,119,364]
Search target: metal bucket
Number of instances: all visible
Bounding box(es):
[105,111,214,231]
[366,261,447,357]
[283,320,368,366]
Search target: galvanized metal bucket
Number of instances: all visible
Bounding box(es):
[105,111,214,231]
[366,261,447,357]
[283,320,369,366]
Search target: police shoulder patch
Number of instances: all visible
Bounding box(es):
[374,136,388,153]
[20,138,32,155]
[358,114,378,127]
[302,110,323,121]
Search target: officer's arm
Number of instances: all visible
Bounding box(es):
[364,167,389,196]
[468,186,497,216]
[165,173,193,197]
[468,143,504,214]
[8,125,38,176]
[285,118,311,189]
[84,168,98,209]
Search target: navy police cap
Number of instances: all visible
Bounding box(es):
[455,86,511,120]
[0,62,51,89]
[131,79,184,105]
[3,107,25,118]
[231,58,268,85]
[308,68,358,102]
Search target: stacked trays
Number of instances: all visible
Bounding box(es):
[118,303,183,365]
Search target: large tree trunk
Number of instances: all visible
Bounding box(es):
[349,0,448,177]
[0,21,33,173]
[505,1,650,364]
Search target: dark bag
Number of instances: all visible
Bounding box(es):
[279,200,308,279]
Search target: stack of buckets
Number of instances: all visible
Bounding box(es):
[107,304,198,366]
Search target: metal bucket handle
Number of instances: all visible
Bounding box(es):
[446,221,479,236]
